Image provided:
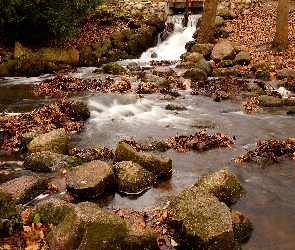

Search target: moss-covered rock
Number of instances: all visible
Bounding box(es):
[28,198,75,225]
[190,43,214,57]
[0,175,46,204]
[231,210,253,242]
[195,169,245,204]
[100,62,126,75]
[47,202,127,250]
[182,68,208,81]
[182,52,205,63]
[66,160,115,198]
[276,68,295,79]
[0,191,23,237]
[167,186,235,249]
[257,95,286,107]
[24,151,81,172]
[69,100,90,121]
[211,39,235,63]
[36,47,79,65]
[14,42,32,58]
[234,51,251,66]
[114,142,172,178]
[27,128,69,154]
[165,104,187,111]
[114,161,157,194]
[251,61,271,80]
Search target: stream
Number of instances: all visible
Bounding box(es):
[1,14,295,250]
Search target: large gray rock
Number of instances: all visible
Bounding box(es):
[114,161,157,194]
[47,202,127,250]
[28,198,75,225]
[114,142,172,177]
[211,39,235,63]
[24,151,81,172]
[27,128,69,154]
[0,191,23,237]
[167,186,235,249]
[0,175,46,204]
[195,169,245,203]
[66,160,115,198]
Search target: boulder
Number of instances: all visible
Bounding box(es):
[234,51,251,65]
[167,186,235,249]
[47,202,127,250]
[215,16,225,27]
[0,191,23,237]
[0,175,46,204]
[66,160,115,198]
[182,68,208,81]
[116,208,158,250]
[152,66,175,77]
[195,59,214,74]
[36,47,79,65]
[14,52,46,77]
[110,31,125,42]
[211,39,235,63]
[114,161,157,194]
[14,42,32,58]
[100,62,126,75]
[165,104,187,111]
[182,52,205,63]
[257,95,286,107]
[218,59,236,68]
[231,210,253,242]
[195,169,245,203]
[28,198,75,225]
[276,68,295,79]
[0,61,14,77]
[77,45,101,67]
[27,128,69,154]
[190,44,214,57]
[131,34,148,51]
[250,61,271,79]
[127,62,141,71]
[24,151,81,172]
[69,100,90,121]
[114,142,172,177]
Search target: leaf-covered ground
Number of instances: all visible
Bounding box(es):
[226,0,295,70]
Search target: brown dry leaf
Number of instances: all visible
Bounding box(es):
[25,242,40,250]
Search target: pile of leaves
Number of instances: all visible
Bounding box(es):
[68,147,114,162]
[236,138,295,163]
[31,74,116,97]
[190,77,249,102]
[242,96,262,114]
[0,99,83,151]
[167,130,234,152]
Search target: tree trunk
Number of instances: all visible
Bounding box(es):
[196,0,219,44]
[272,0,289,52]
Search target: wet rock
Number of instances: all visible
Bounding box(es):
[190,43,214,57]
[151,51,158,58]
[189,120,216,129]
[234,51,251,65]
[165,103,187,111]
[231,210,253,242]
[195,169,245,203]
[24,151,81,172]
[145,74,167,87]
[152,66,175,77]
[106,49,130,62]
[27,128,69,154]
[114,161,157,194]
[66,160,115,198]
[28,198,75,225]
[69,100,90,121]
[0,175,46,204]
[127,62,141,71]
[257,95,286,107]
[0,191,23,237]
[116,208,158,250]
[114,142,172,178]
[211,39,235,63]
[182,68,208,81]
[15,52,45,77]
[276,68,295,79]
[135,138,171,151]
[287,109,295,115]
[47,202,127,250]
[100,62,126,75]
[167,185,235,249]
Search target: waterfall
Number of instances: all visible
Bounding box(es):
[139,14,201,62]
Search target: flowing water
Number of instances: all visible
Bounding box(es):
[1,15,295,249]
